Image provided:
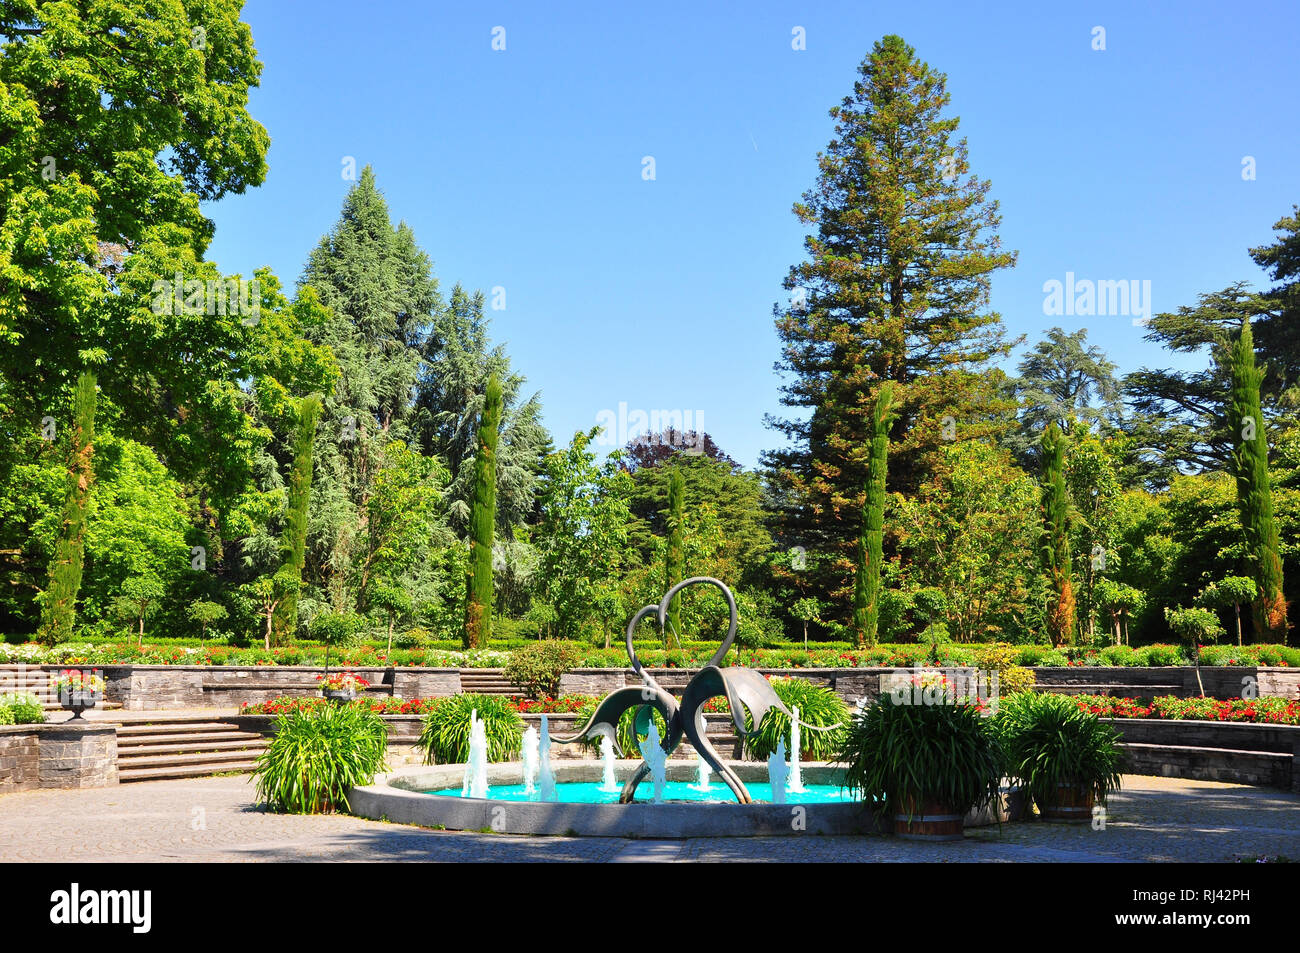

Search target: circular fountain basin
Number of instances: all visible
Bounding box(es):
[348,760,1024,838]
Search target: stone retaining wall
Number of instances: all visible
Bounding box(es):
[1102,718,1299,791]
[0,723,117,793]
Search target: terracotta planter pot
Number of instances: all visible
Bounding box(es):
[1038,783,1094,821]
[892,796,964,840]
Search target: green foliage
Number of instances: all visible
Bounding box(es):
[1164,606,1226,645]
[253,705,388,813]
[893,441,1041,642]
[0,707,12,726]
[309,610,365,648]
[992,691,1123,809]
[110,574,165,642]
[742,676,849,761]
[465,374,502,649]
[504,641,583,698]
[417,694,523,764]
[273,394,321,642]
[664,466,685,642]
[1040,422,1076,646]
[838,693,1002,817]
[1,692,45,724]
[187,600,228,639]
[852,382,895,646]
[37,372,97,643]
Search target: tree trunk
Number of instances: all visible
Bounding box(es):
[264,608,272,651]
[1234,602,1242,647]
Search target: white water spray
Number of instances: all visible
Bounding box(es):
[462,709,489,799]
[598,734,619,793]
[767,738,789,804]
[538,713,557,802]
[787,705,806,794]
[640,719,668,803]
[521,725,539,796]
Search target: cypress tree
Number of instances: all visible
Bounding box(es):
[1230,320,1288,642]
[1040,422,1076,646]
[764,35,1016,621]
[464,374,502,648]
[851,382,896,646]
[664,466,685,645]
[273,394,322,643]
[37,372,98,643]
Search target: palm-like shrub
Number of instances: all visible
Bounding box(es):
[838,694,1002,817]
[743,677,849,761]
[253,704,388,813]
[992,691,1123,810]
[418,693,523,764]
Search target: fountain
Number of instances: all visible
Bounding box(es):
[690,753,713,792]
[598,735,619,793]
[640,719,668,803]
[787,705,806,794]
[521,726,539,795]
[347,577,1029,836]
[538,714,557,802]
[767,738,789,804]
[462,709,489,799]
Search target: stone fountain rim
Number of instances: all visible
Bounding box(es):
[346,760,1024,838]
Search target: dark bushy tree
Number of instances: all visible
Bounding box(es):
[464,375,502,648]
[1229,320,1288,643]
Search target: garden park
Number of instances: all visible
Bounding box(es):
[0,2,1298,873]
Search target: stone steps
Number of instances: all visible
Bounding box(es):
[458,670,527,696]
[116,718,266,783]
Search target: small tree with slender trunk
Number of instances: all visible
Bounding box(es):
[1196,576,1258,648]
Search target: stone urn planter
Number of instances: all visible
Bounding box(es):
[322,688,357,704]
[60,692,98,720]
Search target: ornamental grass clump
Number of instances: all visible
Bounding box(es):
[418,693,523,764]
[838,692,1002,819]
[743,676,849,761]
[253,704,388,814]
[992,691,1123,814]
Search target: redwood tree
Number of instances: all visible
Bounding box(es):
[765,34,1016,619]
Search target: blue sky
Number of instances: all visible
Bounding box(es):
[204,1,1300,469]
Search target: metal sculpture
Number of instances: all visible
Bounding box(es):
[551,576,829,803]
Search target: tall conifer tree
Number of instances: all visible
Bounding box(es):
[1040,422,1076,646]
[1229,320,1288,643]
[37,372,97,643]
[765,35,1016,619]
[664,466,685,643]
[273,394,322,642]
[464,375,502,648]
[851,382,895,646]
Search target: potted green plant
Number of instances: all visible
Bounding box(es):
[838,679,1002,840]
[993,691,1123,821]
[52,670,105,720]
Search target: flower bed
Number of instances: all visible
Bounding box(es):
[1075,694,1300,725]
[240,695,443,716]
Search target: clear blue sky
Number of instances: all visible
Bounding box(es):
[204,0,1300,469]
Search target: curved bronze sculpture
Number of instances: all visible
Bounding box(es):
[551,576,831,804]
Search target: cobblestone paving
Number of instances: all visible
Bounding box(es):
[0,775,1295,862]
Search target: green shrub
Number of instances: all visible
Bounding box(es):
[1133,644,1187,666]
[394,627,432,649]
[838,693,1002,818]
[503,641,582,698]
[418,694,523,764]
[252,704,388,813]
[1,692,46,724]
[0,706,12,725]
[992,691,1123,812]
[743,676,849,761]
[1098,645,1137,666]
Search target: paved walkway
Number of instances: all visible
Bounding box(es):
[0,775,1296,862]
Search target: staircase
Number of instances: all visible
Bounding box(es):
[458,669,528,697]
[116,716,267,782]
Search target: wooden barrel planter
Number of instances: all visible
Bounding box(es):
[891,797,964,841]
[1038,784,1093,821]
